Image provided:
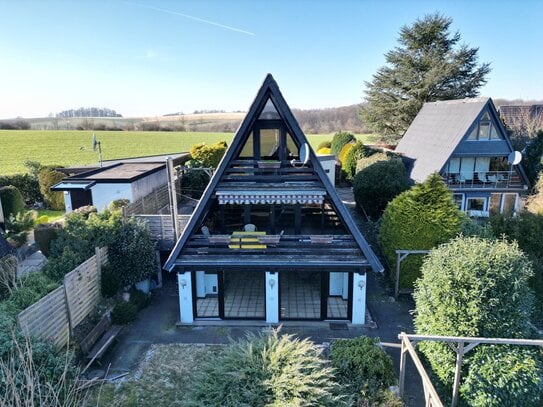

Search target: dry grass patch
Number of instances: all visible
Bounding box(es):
[92,344,224,407]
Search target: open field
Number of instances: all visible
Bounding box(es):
[0,130,380,174]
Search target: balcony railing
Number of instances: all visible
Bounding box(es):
[443,170,523,189]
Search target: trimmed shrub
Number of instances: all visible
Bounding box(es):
[342,141,368,181]
[331,131,356,156]
[43,248,83,282]
[414,236,538,404]
[0,173,41,204]
[316,147,332,155]
[108,220,156,286]
[101,264,121,298]
[523,130,543,187]
[461,345,543,407]
[9,273,59,310]
[330,337,396,403]
[181,170,210,199]
[108,199,130,211]
[190,141,227,168]
[317,140,331,150]
[5,211,35,247]
[355,152,389,174]
[338,141,355,164]
[186,328,344,406]
[490,212,543,323]
[38,167,65,210]
[353,159,409,219]
[527,174,543,214]
[111,301,138,324]
[129,287,151,310]
[379,173,465,288]
[0,186,25,218]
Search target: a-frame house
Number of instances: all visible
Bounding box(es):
[164,74,382,324]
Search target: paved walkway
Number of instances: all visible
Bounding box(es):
[97,187,424,405]
[17,250,47,278]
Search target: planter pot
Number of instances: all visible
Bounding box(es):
[135,279,151,294]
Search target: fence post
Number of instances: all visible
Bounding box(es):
[451,341,464,407]
[62,278,74,337]
[156,250,163,288]
[95,247,102,297]
[399,333,407,399]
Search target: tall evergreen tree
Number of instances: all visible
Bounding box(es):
[360,13,491,143]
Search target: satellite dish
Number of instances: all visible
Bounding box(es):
[508,151,522,165]
[291,143,311,168]
[299,143,310,165]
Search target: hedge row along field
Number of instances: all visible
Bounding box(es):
[0,130,379,174]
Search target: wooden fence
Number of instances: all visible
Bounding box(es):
[124,179,181,216]
[17,286,70,349]
[17,247,107,349]
[134,214,191,241]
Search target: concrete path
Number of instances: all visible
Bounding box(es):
[17,250,46,278]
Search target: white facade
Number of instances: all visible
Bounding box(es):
[91,183,133,212]
[317,155,336,186]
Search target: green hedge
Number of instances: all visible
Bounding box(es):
[342,141,368,181]
[0,186,25,218]
[38,167,65,210]
[331,131,356,156]
[355,152,389,173]
[190,141,227,168]
[0,173,41,204]
[414,236,540,405]
[330,337,396,403]
[353,159,409,219]
[490,212,543,323]
[379,173,464,288]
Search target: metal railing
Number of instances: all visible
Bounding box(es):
[443,170,522,189]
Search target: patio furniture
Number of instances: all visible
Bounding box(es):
[229,231,267,249]
[244,223,257,232]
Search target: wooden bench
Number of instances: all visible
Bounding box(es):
[80,314,122,371]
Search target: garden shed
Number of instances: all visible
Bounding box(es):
[52,162,168,212]
[164,74,382,325]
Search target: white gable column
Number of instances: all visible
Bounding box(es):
[63,191,73,213]
[177,272,194,323]
[265,272,279,323]
[351,272,367,325]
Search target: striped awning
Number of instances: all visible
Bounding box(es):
[216,189,326,205]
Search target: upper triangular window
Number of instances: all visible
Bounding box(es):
[467,110,503,141]
[258,99,280,120]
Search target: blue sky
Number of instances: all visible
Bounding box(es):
[0,0,542,119]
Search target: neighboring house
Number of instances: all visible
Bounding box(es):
[52,162,169,212]
[164,74,383,325]
[395,97,529,217]
[499,104,543,128]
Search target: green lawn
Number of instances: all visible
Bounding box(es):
[35,209,64,222]
[0,130,380,174]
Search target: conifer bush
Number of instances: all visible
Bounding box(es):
[355,152,389,173]
[38,167,65,210]
[379,173,464,288]
[342,141,368,181]
[316,140,332,150]
[353,159,409,219]
[331,131,356,156]
[330,336,397,403]
[186,328,345,406]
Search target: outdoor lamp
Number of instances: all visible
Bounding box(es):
[269,279,275,289]
[358,280,365,290]
[180,279,187,288]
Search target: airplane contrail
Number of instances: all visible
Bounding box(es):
[125,1,255,36]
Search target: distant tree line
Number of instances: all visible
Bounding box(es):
[56,107,122,118]
[0,120,30,130]
[292,105,368,134]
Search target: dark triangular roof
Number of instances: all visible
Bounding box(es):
[396,97,529,185]
[164,74,383,272]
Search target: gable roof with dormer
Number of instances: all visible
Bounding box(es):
[395,97,527,184]
[164,74,383,273]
